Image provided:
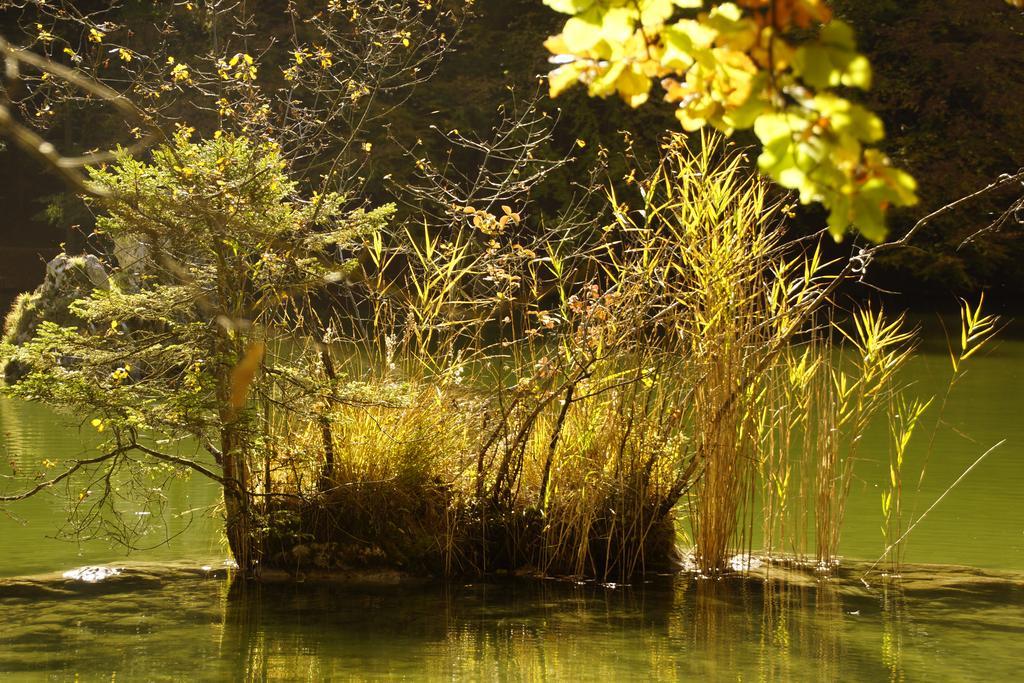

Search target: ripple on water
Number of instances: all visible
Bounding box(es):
[0,561,1022,681]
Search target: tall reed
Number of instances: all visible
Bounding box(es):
[251,132,959,579]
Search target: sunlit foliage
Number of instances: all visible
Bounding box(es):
[541,0,919,241]
[2,130,393,564]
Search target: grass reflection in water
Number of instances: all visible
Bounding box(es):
[1,563,1022,681]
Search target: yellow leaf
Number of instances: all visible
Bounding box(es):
[229,342,265,410]
[548,62,585,98]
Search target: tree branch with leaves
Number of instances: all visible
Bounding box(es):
[541,0,920,240]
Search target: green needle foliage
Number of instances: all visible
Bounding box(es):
[2,128,393,566]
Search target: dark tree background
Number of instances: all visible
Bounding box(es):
[2,0,1023,311]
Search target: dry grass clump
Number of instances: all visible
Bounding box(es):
[251,133,981,579]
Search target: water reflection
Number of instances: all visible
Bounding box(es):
[0,397,223,577]
[1,565,1021,680]
[207,569,1017,681]
[880,584,907,683]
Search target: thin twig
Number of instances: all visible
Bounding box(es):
[861,439,1005,583]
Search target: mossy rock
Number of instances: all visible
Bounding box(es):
[2,253,111,384]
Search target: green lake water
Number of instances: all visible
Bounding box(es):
[1,330,1023,680]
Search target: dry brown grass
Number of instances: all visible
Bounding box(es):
[252,133,960,579]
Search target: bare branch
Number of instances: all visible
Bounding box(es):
[0,445,129,502]
[0,36,161,196]
[131,443,225,485]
